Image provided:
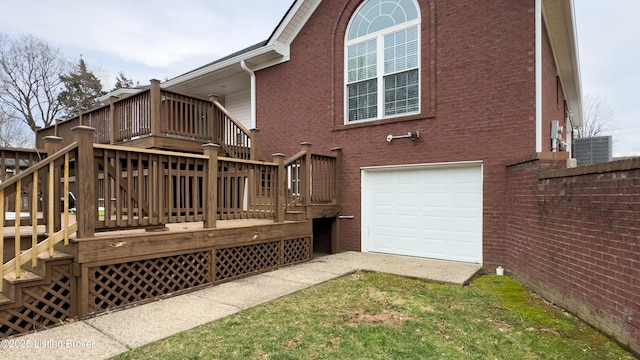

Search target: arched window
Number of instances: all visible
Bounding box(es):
[345,0,420,123]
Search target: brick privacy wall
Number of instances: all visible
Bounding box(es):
[506,158,640,353]
[255,0,538,267]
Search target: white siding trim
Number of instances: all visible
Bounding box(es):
[225,90,252,130]
[535,0,543,153]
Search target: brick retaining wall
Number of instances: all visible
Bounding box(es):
[506,156,640,353]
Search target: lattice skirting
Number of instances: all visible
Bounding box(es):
[87,251,211,314]
[86,237,312,316]
[0,264,73,338]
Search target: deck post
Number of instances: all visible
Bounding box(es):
[203,143,219,229]
[73,126,96,238]
[208,95,219,144]
[109,96,119,144]
[43,136,63,232]
[34,126,41,150]
[330,147,342,206]
[250,128,261,161]
[273,153,286,223]
[330,147,342,254]
[300,142,312,207]
[150,79,162,137]
[43,136,63,157]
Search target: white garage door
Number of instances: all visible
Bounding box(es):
[361,162,483,263]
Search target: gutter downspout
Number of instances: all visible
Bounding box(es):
[535,0,543,152]
[240,60,256,129]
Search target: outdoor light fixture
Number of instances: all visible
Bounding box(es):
[386,131,420,143]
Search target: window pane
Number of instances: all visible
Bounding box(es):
[384,26,418,75]
[384,69,419,116]
[347,40,377,83]
[347,79,378,122]
[346,0,419,40]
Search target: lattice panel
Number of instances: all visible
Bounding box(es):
[215,241,279,281]
[88,251,210,314]
[0,265,73,338]
[283,237,312,265]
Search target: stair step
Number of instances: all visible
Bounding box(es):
[0,294,13,306]
[3,269,44,285]
[37,250,74,261]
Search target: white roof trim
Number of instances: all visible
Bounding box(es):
[163,43,286,88]
[164,0,321,89]
[542,0,583,127]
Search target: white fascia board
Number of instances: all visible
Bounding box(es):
[541,0,583,128]
[562,0,583,127]
[536,0,543,153]
[270,0,323,44]
[163,0,321,89]
[163,43,288,89]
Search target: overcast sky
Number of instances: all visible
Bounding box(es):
[0,1,637,156]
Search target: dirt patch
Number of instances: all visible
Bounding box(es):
[346,308,412,327]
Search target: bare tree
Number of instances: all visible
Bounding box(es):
[0,109,33,147]
[0,33,70,132]
[575,94,615,138]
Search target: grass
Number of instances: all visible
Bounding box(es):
[114,272,635,359]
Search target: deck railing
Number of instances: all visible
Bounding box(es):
[160,90,212,141]
[0,141,77,292]
[0,147,45,218]
[114,90,151,142]
[35,80,260,160]
[3,129,340,292]
[284,142,342,210]
[211,99,253,160]
[93,144,208,230]
[1,126,278,290]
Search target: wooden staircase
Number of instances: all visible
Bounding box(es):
[0,249,75,337]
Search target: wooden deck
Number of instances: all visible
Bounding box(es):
[1,110,340,339]
[2,216,284,263]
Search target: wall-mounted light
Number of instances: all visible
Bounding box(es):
[386,131,420,143]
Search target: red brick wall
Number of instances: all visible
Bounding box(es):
[255,0,537,267]
[506,158,640,353]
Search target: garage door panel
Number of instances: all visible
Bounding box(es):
[363,164,482,264]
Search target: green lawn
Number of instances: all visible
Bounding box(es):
[114,272,635,359]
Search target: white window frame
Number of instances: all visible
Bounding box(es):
[344,0,421,125]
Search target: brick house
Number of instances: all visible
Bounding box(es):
[164,0,582,270]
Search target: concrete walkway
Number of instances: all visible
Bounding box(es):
[3,252,482,360]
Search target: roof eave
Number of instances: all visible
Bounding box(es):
[543,0,583,128]
[163,42,288,89]
[163,0,321,89]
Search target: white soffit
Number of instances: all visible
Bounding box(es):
[542,0,583,127]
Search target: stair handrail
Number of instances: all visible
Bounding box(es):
[211,99,255,160]
[283,150,308,209]
[0,142,78,291]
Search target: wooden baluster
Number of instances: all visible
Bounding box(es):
[31,171,38,267]
[48,161,54,257]
[0,188,4,291]
[273,153,286,223]
[301,142,312,207]
[42,136,62,233]
[14,178,21,277]
[331,147,343,206]
[63,152,70,245]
